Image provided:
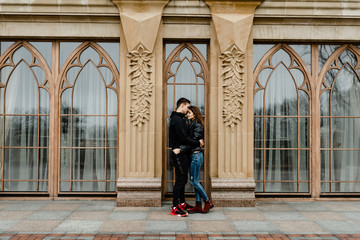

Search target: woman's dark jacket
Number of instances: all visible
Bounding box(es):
[188,120,204,153]
[169,111,200,153]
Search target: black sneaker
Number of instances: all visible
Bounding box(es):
[179,202,194,210]
[170,205,188,217]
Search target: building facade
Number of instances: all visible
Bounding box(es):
[0,0,360,206]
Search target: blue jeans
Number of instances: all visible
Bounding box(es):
[190,152,209,202]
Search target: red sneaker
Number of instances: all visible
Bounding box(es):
[170,205,188,217]
[188,201,202,214]
[202,200,214,213]
[179,202,193,211]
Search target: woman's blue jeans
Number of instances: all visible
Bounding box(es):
[190,151,209,202]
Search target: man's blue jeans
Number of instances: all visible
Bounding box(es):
[190,151,209,202]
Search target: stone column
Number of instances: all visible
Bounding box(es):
[112,0,168,207]
[206,0,264,207]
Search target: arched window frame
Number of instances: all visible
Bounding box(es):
[163,42,209,198]
[319,44,360,194]
[253,43,312,194]
[0,41,51,193]
[58,42,119,193]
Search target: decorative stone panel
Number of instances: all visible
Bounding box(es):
[128,44,154,130]
[220,44,246,128]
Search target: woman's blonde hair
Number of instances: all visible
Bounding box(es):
[188,106,204,126]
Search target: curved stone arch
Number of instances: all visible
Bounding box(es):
[318,44,360,96]
[164,43,209,85]
[254,44,312,97]
[0,41,52,90]
[59,41,120,94]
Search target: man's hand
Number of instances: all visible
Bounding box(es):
[173,148,181,155]
[199,139,204,147]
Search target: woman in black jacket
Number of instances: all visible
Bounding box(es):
[186,106,213,213]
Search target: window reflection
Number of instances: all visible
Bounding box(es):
[59,43,118,192]
[320,46,360,193]
[0,42,50,192]
[254,44,310,193]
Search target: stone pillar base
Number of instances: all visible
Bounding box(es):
[117,178,161,207]
[211,177,256,207]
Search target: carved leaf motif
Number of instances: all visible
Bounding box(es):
[220,44,246,128]
[128,44,153,131]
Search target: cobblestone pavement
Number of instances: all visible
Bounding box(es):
[1,200,360,239]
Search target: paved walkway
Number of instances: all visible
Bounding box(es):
[1,200,360,239]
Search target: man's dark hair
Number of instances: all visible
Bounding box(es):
[176,97,190,110]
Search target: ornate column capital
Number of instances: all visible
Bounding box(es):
[112,0,169,52]
[205,0,264,14]
[205,0,264,53]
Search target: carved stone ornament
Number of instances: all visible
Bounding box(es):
[220,44,246,128]
[128,43,153,131]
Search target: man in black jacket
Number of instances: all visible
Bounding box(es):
[169,97,203,217]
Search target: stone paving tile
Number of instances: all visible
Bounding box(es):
[3,202,47,211]
[0,211,33,220]
[77,201,115,211]
[187,212,227,221]
[231,220,280,233]
[0,203,11,210]
[224,212,266,220]
[272,220,325,233]
[263,212,308,221]
[108,211,148,221]
[0,220,18,232]
[114,207,151,212]
[300,212,347,221]
[99,220,146,232]
[67,211,111,220]
[320,202,360,212]
[287,202,330,212]
[149,206,170,212]
[145,221,188,232]
[188,220,235,233]
[337,211,360,220]
[256,203,295,212]
[52,220,103,233]
[39,203,82,211]
[223,207,260,212]
[315,220,360,234]
[146,211,187,221]
[7,220,61,233]
[207,207,223,213]
[26,211,71,220]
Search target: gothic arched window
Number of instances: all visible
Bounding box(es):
[164,43,208,196]
[254,44,311,193]
[320,45,360,193]
[0,41,50,192]
[59,42,119,192]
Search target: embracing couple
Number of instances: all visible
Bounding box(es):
[169,97,214,217]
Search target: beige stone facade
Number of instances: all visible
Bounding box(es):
[1,0,360,206]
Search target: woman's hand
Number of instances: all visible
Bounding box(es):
[173,148,181,155]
